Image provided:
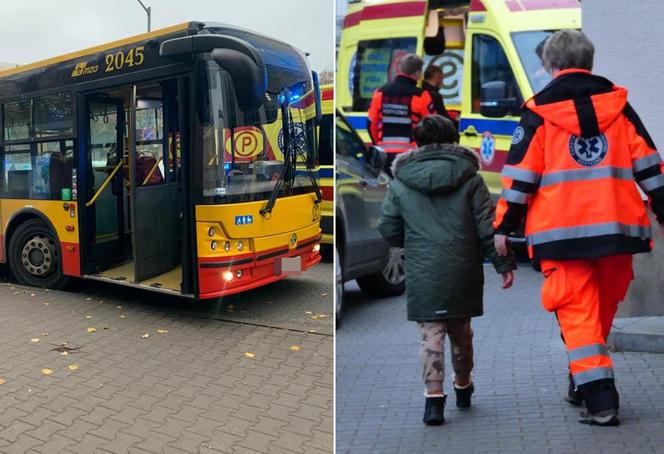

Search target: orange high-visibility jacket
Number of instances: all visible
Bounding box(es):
[495,69,664,260]
[368,74,435,153]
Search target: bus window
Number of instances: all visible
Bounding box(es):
[135,86,165,186]
[34,94,73,138]
[319,113,333,166]
[352,38,417,111]
[471,34,521,115]
[3,101,31,141]
[2,144,31,197]
[1,141,72,200]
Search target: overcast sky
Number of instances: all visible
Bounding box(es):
[0,0,334,71]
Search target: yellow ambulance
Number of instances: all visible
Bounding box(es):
[337,0,581,195]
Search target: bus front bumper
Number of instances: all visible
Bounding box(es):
[197,233,322,300]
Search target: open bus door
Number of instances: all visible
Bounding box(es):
[129,84,181,284]
[82,96,127,269]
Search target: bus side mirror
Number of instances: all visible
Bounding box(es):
[160,34,268,112]
[212,48,267,112]
[312,71,323,125]
[480,80,519,118]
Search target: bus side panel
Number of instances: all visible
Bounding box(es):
[1,200,81,277]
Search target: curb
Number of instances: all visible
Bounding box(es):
[608,317,664,353]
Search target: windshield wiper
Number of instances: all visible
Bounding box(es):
[261,97,293,217]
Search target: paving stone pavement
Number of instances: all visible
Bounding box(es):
[336,266,664,454]
[0,271,332,453]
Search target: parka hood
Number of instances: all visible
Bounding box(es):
[526,69,627,138]
[391,143,480,194]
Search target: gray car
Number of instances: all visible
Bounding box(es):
[335,112,405,326]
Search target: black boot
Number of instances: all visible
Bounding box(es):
[454,382,474,409]
[565,373,584,407]
[423,395,446,425]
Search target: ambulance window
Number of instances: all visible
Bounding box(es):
[353,38,417,111]
[471,34,521,115]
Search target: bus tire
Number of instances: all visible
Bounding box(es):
[8,219,69,290]
[356,247,406,298]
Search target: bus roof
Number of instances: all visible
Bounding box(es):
[0,22,191,79]
[342,0,580,30]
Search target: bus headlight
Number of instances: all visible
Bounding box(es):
[223,271,234,282]
[237,241,244,251]
[224,241,231,252]
[208,227,215,237]
[313,244,321,253]
[211,241,218,251]
[236,270,243,278]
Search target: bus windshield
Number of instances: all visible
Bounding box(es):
[201,62,318,202]
[512,31,554,94]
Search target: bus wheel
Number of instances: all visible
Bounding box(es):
[8,219,68,290]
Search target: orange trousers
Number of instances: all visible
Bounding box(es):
[540,254,633,401]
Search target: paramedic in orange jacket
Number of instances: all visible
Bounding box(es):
[368,54,436,172]
[494,30,664,426]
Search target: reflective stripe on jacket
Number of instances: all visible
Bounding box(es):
[367,74,435,153]
[494,69,664,260]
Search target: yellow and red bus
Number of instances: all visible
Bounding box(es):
[319,84,334,259]
[0,21,323,299]
[337,0,580,196]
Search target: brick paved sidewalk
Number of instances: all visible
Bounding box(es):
[337,267,664,454]
[0,278,332,454]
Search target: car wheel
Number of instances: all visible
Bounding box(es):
[356,247,406,297]
[8,219,69,290]
[335,247,344,329]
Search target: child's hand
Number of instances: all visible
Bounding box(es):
[495,234,509,256]
[502,271,514,289]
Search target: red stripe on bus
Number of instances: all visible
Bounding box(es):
[470,0,488,11]
[321,186,334,202]
[344,1,426,28]
[472,148,508,173]
[322,89,334,101]
[344,11,362,28]
[61,242,81,277]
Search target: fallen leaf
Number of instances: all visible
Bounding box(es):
[305,311,313,315]
[61,351,69,356]
[67,364,79,371]
[289,345,301,352]
[244,352,255,358]
[87,327,97,333]
[116,305,122,309]
[30,293,36,297]
[86,297,92,301]
[142,333,150,339]
[120,315,126,319]
[43,302,50,306]
[85,315,92,319]
[41,368,53,376]
[41,332,48,336]
[156,329,168,334]
[30,338,40,343]
[321,292,328,297]
[310,314,329,320]
[0,378,5,385]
